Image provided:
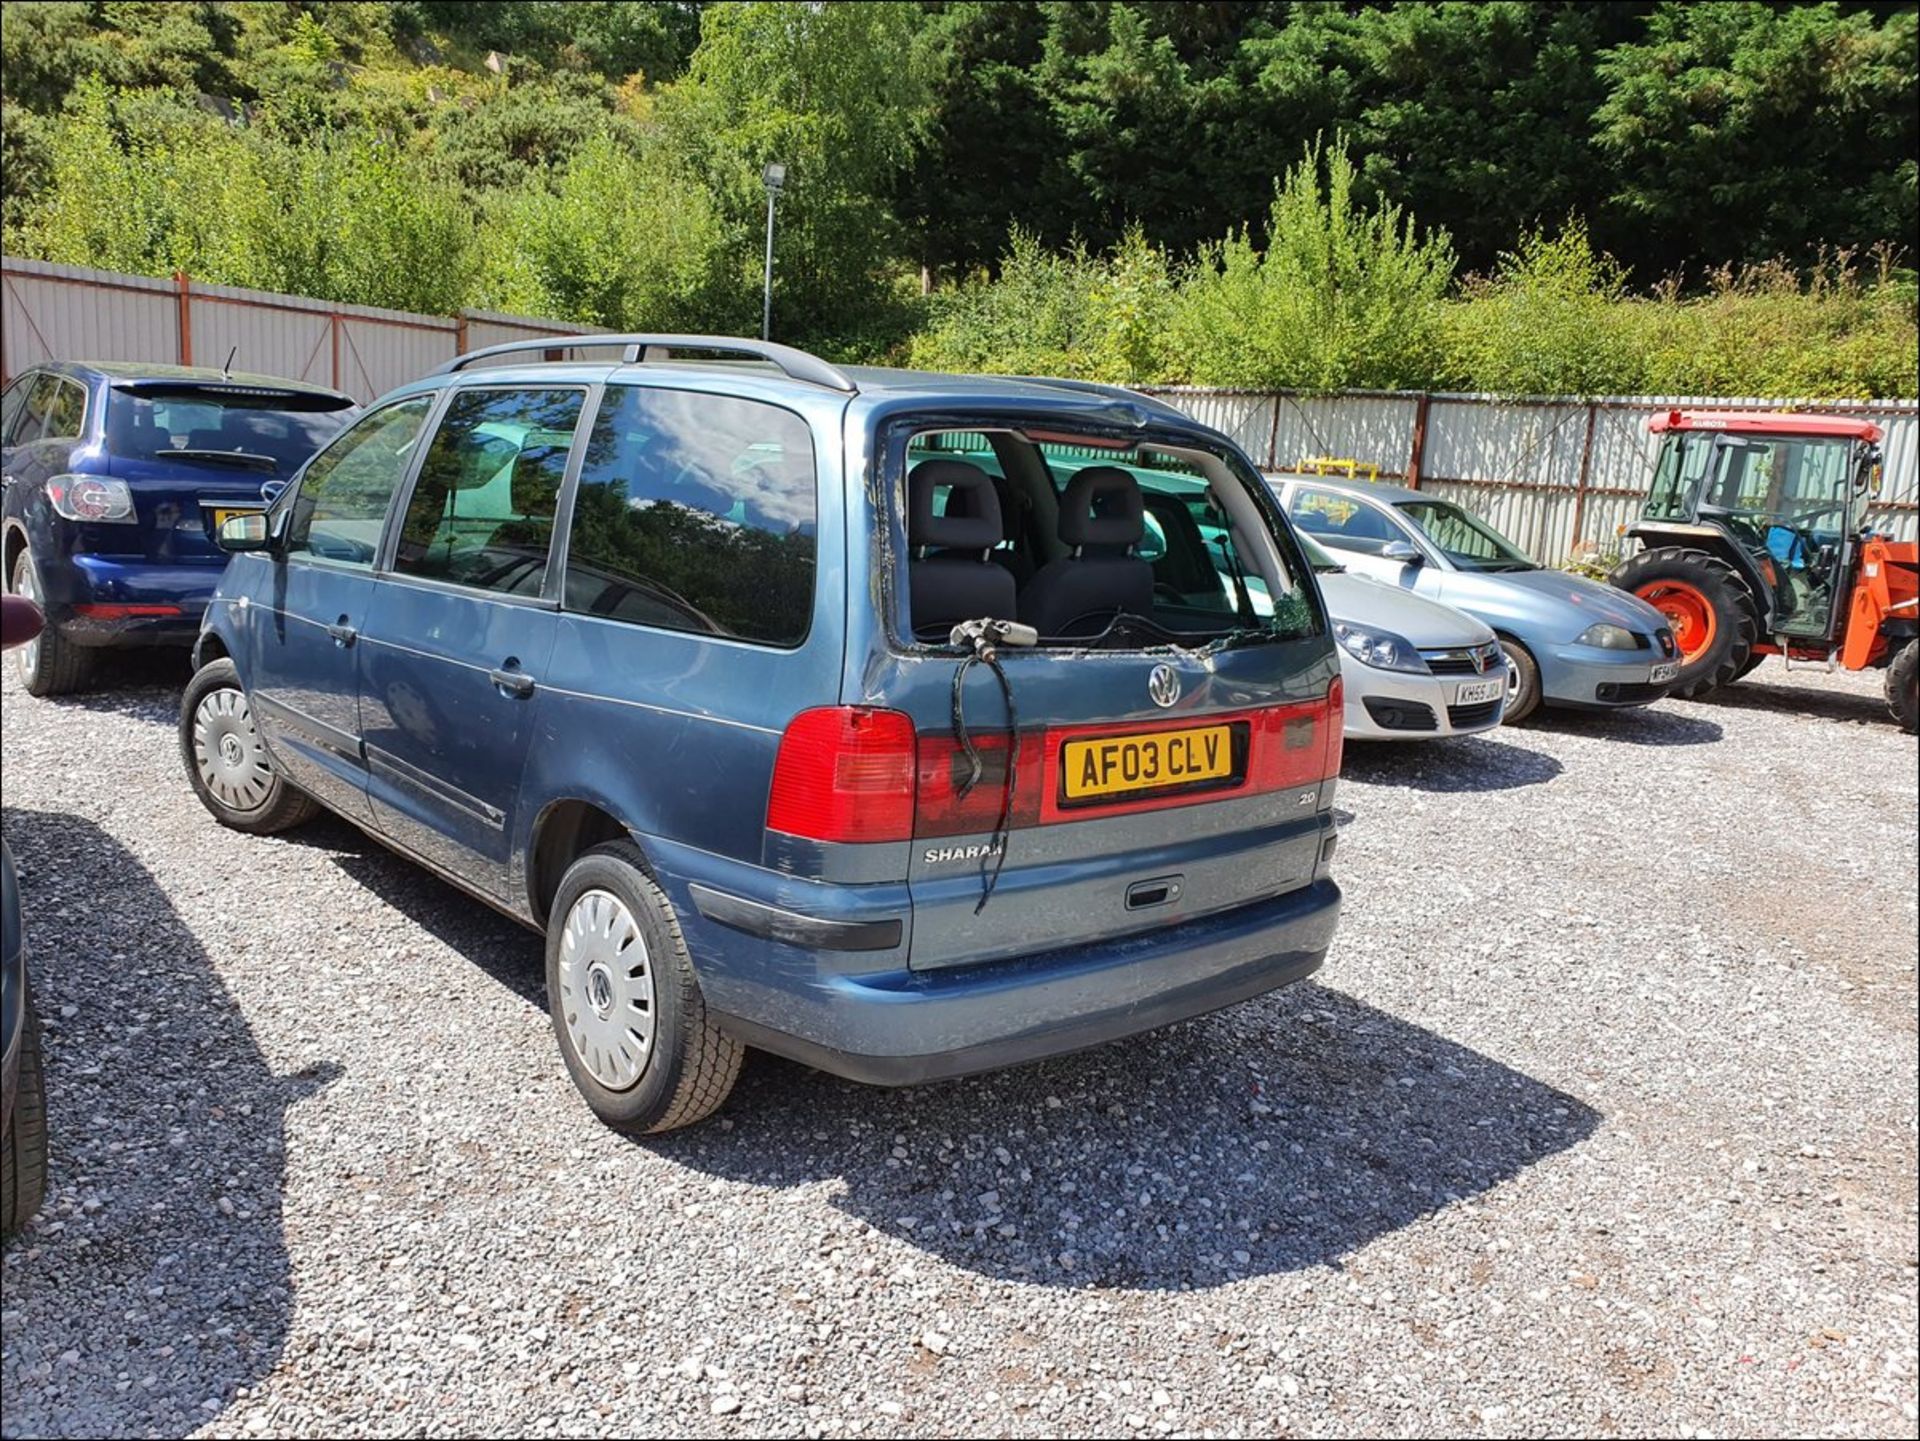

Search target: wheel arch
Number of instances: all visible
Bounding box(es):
[526,797,651,930]
[1623,524,1773,625]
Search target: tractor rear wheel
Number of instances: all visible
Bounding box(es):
[1611,547,1758,700]
[1889,641,1919,734]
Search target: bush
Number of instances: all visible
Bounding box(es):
[1170,140,1456,390]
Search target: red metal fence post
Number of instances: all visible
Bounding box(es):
[174,271,192,366]
[330,312,343,391]
[1406,392,1431,487]
[455,313,469,356]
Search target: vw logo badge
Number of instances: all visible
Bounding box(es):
[1148,663,1181,708]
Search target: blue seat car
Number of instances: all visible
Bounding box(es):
[1,362,356,694]
[180,336,1346,1132]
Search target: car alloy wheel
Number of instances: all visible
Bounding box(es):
[557,888,657,1092]
[192,687,274,813]
[11,553,40,682]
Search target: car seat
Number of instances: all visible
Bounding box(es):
[908,460,1018,641]
[1019,466,1154,638]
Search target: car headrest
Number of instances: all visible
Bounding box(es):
[908,460,1002,552]
[1059,466,1144,548]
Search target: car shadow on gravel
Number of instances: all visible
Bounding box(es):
[1340,734,1563,791]
[264,820,1602,1293]
[659,982,1601,1291]
[15,651,186,729]
[1689,676,1894,728]
[0,808,338,1438]
[1521,705,1723,746]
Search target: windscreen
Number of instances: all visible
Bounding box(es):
[1394,499,1535,571]
[106,385,356,479]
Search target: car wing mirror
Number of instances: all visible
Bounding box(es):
[1380,539,1424,565]
[217,512,272,552]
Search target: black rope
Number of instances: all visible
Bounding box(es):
[949,646,1019,913]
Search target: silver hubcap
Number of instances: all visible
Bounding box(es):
[13,559,39,679]
[193,687,274,812]
[557,889,656,1092]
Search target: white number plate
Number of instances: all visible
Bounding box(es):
[1649,661,1681,684]
[1455,679,1504,705]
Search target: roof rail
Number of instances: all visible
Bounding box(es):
[432,333,857,392]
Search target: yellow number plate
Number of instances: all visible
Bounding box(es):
[210,507,260,530]
[1061,724,1234,801]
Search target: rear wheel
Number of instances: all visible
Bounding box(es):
[1889,640,1919,734]
[545,842,743,1134]
[1612,547,1757,699]
[1497,636,1541,724]
[2,996,49,1236]
[180,658,320,834]
[8,549,94,697]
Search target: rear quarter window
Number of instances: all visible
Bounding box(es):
[562,386,816,647]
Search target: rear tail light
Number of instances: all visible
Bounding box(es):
[770,688,1347,845]
[767,706,917,843]
[915,731,1044,838]
[1322,675,1345,778]
[47,475,136,523]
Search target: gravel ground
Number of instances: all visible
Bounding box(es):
[2,652,1915,1440]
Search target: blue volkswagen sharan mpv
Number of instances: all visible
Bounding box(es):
[182,336,1345,1132]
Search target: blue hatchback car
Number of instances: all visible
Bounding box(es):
[181,336,1345,1132]
[1,362,356,694]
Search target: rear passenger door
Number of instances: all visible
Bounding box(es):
[357,385,586,896]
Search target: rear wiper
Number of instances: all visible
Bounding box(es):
[175,448,279,473]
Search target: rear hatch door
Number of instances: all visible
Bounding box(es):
[103,381,356,560]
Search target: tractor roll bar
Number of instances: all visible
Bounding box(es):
[432,334,858,393]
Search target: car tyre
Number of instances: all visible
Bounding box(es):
[1611,547,1758,699]
[180,658,320,834]
[545,841,743,1134]
[1888,640,1919,735]
[1497,635,1542,724]
[2,996,49,1236]
[8,549,94,697]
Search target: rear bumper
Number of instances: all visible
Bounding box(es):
[1539,643,1676,709]
[662,829,1340,1085]
[46,554,223,648]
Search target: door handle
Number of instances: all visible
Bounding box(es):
[326,619,357,647]
[489,664,535,698]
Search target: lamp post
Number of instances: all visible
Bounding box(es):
[761,162,787,341]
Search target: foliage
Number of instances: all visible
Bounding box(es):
[0,1,1913,397]
[474,132,728,329]
[1168,139,1456,390]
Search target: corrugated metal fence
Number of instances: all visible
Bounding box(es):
[1,256,602,403]
[1141,386,1919,560]
[5,255,1914,562]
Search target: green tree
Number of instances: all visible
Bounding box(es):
[1171,137,1457,390]
[656,0,932,343]
[1594,1,1920,273]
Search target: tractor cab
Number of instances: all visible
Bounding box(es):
[1638,412,1882,641]
[1610,410,1918,732]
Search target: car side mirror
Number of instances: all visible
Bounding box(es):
[1381,540,1424,566]
[217,512,272,552]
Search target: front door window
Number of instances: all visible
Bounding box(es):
[283,397,434,568]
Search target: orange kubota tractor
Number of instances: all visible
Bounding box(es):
[1610,411,1918,732]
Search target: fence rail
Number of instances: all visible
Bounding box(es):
[4,255,1914,561]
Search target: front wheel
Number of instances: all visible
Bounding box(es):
[179,658,319,834]
[546,841,743,1134]
[1889,641,1919,734]
[1497,636,1542,724]
[1610,547,1758,699]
